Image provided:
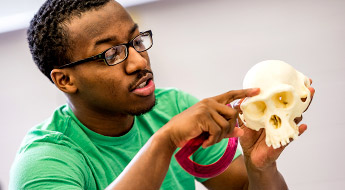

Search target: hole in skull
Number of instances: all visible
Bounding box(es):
[244,101,267,120]
[269,115,281,129]
[272,91,293,108]
[301,97,307,102]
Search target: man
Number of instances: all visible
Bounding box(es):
[10,0,314,189]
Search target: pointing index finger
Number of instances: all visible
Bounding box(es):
[213,88,260,105]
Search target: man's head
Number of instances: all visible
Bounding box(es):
[28,0,156,116]
[28,0,112,82]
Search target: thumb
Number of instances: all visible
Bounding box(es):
[225,127,244,138]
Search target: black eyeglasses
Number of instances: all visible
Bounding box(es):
[58,30,153,68]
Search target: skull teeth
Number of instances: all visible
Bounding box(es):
[268,136,297,149]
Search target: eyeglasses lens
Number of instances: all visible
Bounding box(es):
[133,33,152,52]
[105,45,127,65]
[104,32,152,65]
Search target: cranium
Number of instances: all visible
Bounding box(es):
[239,60,311,149]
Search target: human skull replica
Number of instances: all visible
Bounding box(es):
[239,60,311,149]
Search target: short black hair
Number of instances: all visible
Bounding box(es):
[27,0,112,82]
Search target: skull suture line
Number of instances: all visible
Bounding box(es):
[239,60,311,149]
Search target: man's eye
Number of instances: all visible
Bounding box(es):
[134,38,146,50]
[105,48,119,61]
[134,39,143,46]
[106,54,116,61]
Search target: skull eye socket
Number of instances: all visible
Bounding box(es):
[244,101,267,119]
[271,91,294,108]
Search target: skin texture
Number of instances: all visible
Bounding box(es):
[50,1,316,189]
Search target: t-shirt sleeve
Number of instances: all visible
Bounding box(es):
[174,89,243,182]
[10,142,90,190]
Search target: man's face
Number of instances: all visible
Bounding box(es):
[65,1,156,115]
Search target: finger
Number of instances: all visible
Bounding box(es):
[201,117,222,148]
[215,103,241,138]
[197,99,240,147]
[279,124,308,149]
[205,99,239,127]
[202,117,238,148]
[213,102,239,121]
[204,103,240,146]
[225,127,244,138]
[209,109,232,142]
[309,87,315,98]
[225,117,244,138]
[212,88,260,105]
[298,124,308,136]
[239,125,265,150]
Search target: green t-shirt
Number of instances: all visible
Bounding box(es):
[10,88,241,190]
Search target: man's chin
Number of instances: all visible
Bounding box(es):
[128,98,157,116]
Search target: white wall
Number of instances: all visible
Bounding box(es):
[0,29,66,189]
[1,0,344,189]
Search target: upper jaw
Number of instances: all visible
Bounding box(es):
[131,73,153,91]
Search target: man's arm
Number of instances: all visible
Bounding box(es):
[202,156,250,190]
[105,128,176,190]
[106,88,259,190]
[202,156,287,190]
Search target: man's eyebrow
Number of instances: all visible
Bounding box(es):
[95,36,117,47]
[94,23,139,47]
[129,23,139,36]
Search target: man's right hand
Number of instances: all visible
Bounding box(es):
[162,88,260,149]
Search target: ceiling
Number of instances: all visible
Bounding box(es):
[0,0,158,34]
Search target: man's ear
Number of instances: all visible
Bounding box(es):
[50,69,77,94]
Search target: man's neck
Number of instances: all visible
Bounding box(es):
[68,101,134,137]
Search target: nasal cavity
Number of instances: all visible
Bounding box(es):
[269,115,281,129]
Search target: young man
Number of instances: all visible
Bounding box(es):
[10,0,314,189]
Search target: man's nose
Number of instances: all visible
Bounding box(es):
[125,47,148,74]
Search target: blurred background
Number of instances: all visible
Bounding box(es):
[1,0,344,189]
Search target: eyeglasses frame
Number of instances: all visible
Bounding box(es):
[58,30,153,69]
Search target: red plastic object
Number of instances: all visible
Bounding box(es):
[174,102,239,179]
[175,133,238,178]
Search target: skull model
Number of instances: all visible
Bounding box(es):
[239,60,311,149]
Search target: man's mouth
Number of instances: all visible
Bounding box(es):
[136,78,151,89]
[131,72,153,90]
[130,72,155,97]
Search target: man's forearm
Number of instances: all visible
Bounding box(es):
[245,160,288,190]
[106,128,176,190]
